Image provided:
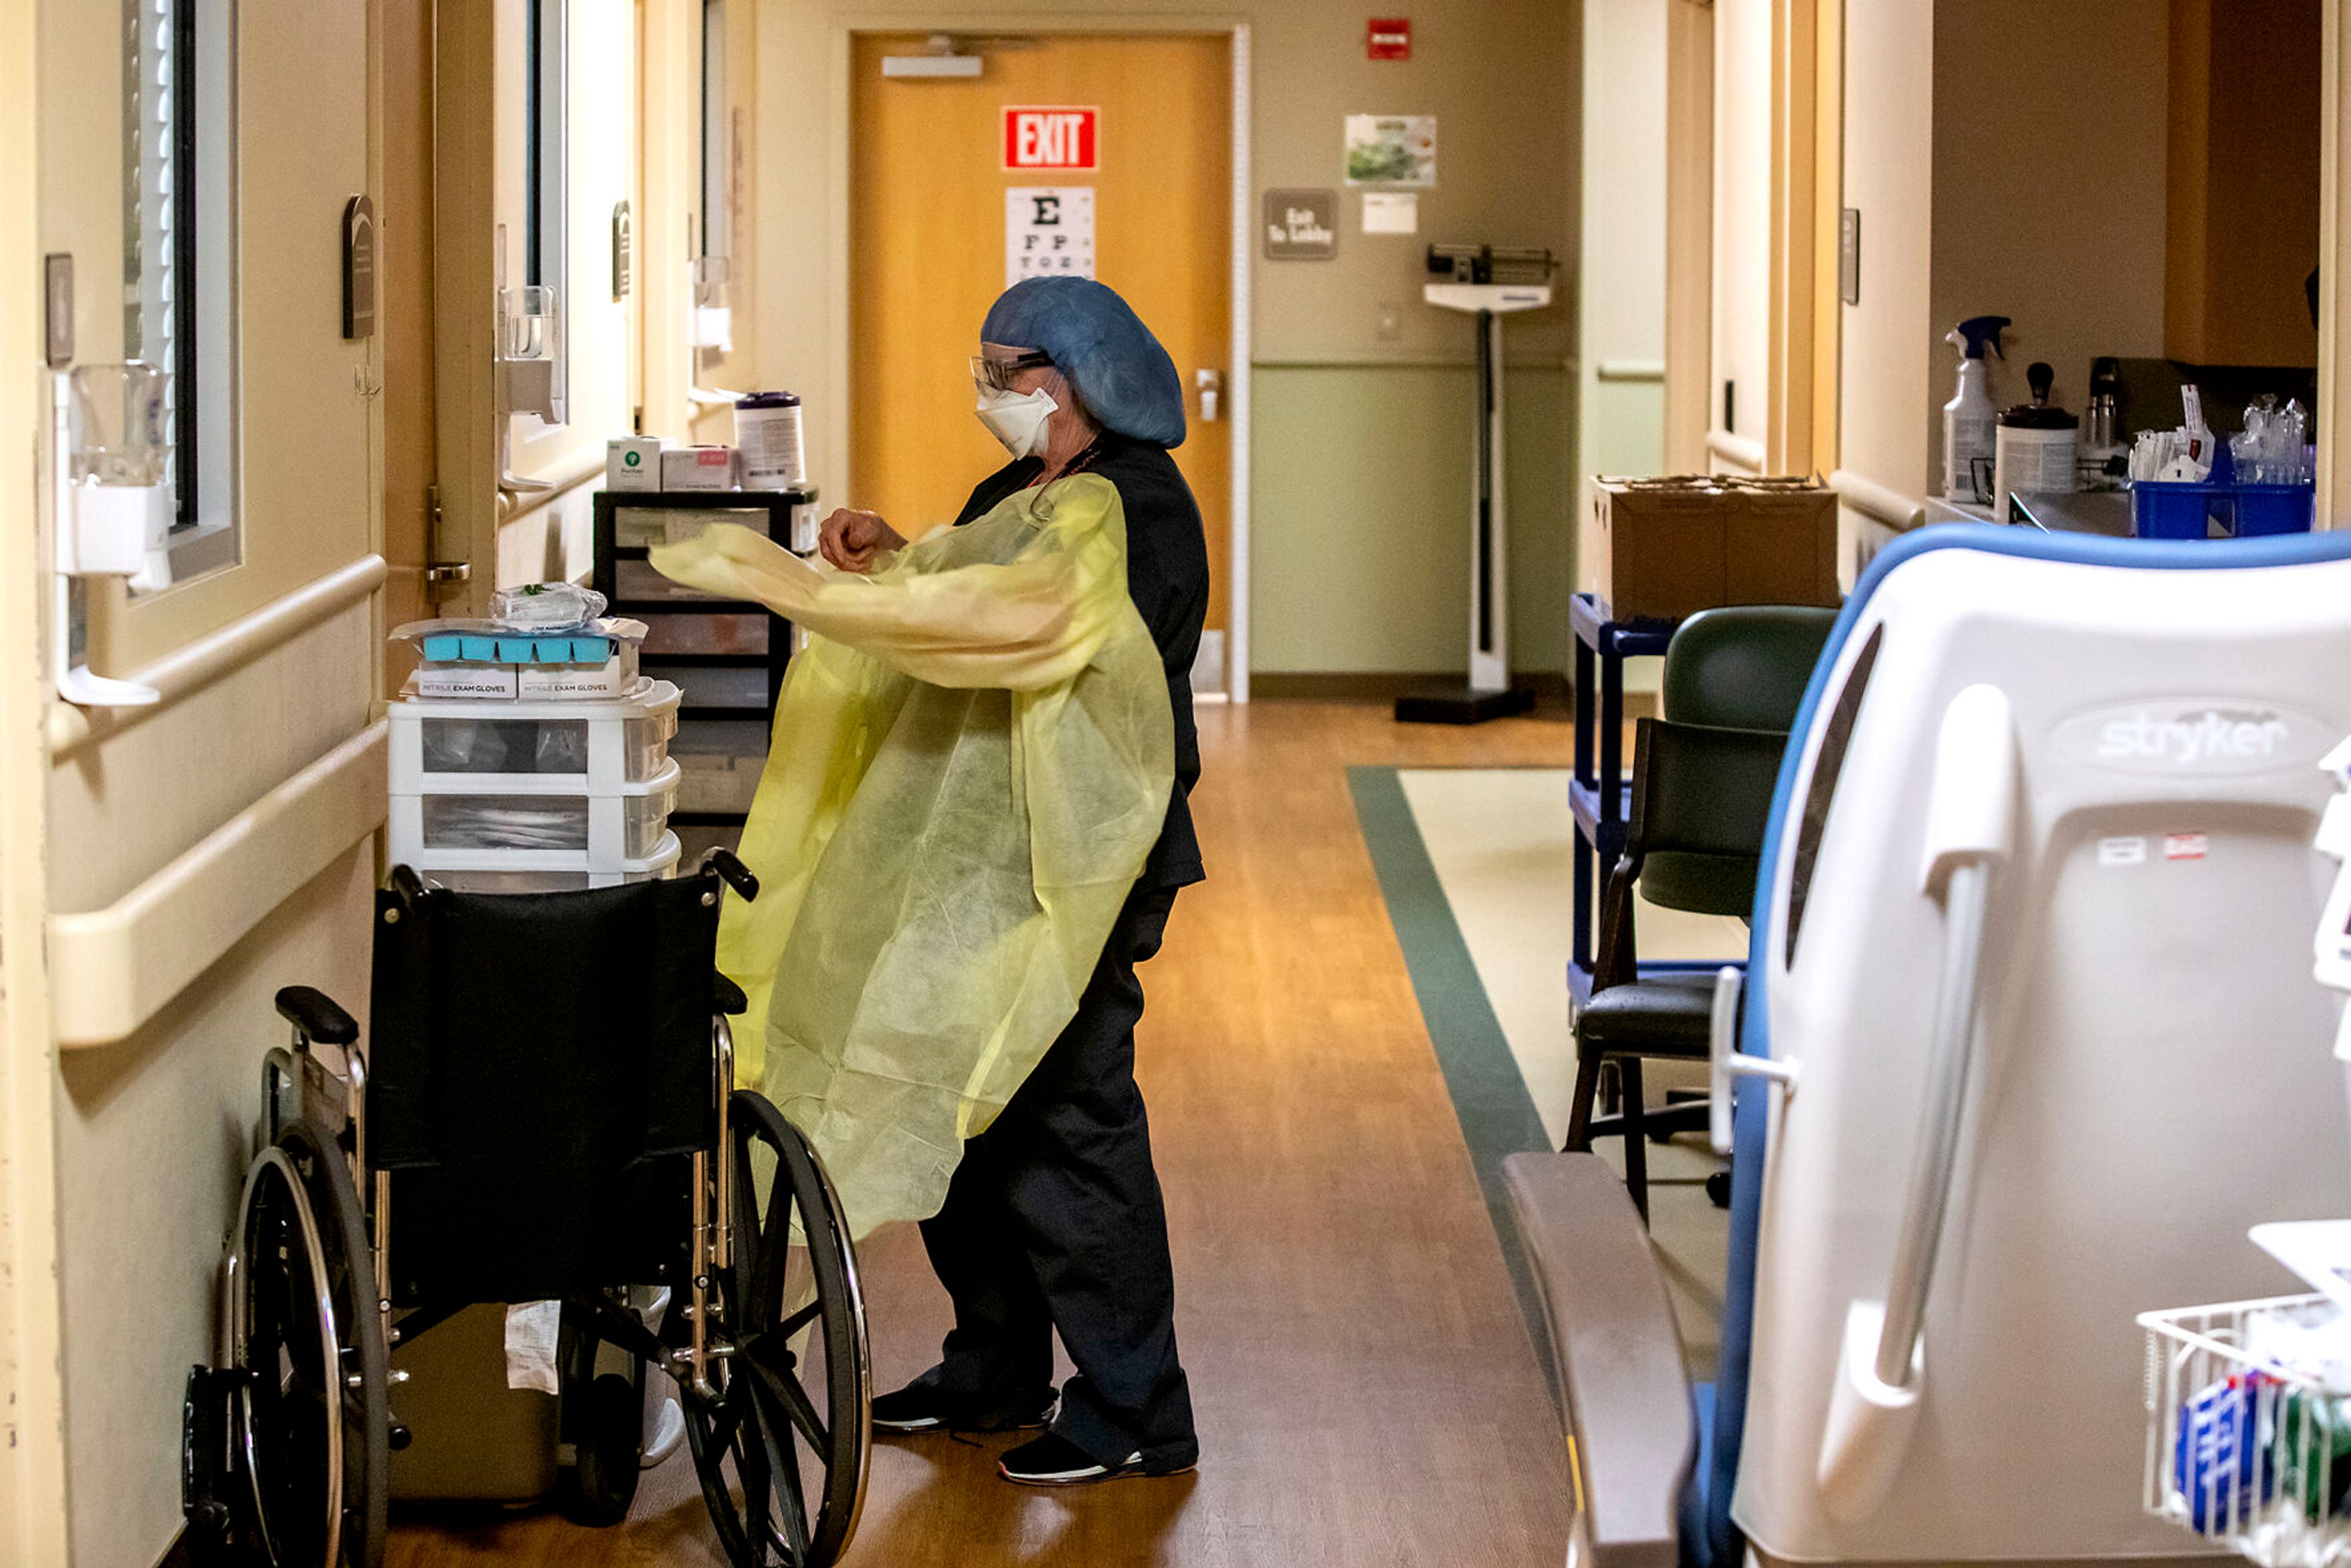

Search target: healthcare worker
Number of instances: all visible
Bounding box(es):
[821,277,1208,1486]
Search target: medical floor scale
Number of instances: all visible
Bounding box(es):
[1395,245,1556,725]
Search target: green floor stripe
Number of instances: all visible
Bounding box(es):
[1348,766,1559,1396]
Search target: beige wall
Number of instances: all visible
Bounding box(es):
[1837,0,1937,555]
[34,1,384,1561]
[1925,0,2170,489]
[1576,0,1668,599]
[753,0,1580,677]
[1710,0,1771,458]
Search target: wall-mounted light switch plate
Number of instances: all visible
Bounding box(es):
[1839,208,1861,306]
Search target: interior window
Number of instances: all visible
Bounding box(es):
[1783,623,1884,965]
[692,0,730,371]
[516,0,568,426]
[123,0,237,585]
[700,0,727,268]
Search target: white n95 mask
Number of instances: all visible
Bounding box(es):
[975,384,1059,458]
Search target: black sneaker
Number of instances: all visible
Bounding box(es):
[869,1381,1055,1436]
[999,1433,1193,1487]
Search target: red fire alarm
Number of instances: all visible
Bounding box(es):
[1368,18,1411,60]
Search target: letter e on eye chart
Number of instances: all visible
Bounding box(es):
[1007,188,1097,288]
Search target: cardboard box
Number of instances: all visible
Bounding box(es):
[606,437,665,492]
[1589,475,1840,621]
[661,446,741,490]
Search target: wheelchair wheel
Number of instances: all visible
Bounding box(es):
[555,1293,648,1526]
[226,1119,389,1568]
[687,1090,871,1568]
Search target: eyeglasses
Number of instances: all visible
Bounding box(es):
[970,351,1052,391]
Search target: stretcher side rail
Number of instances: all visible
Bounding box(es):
[1503,1150,1693,1568]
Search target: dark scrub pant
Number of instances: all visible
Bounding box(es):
[913,885,1199,1472]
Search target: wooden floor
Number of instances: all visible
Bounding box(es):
[385,700,1578,1568]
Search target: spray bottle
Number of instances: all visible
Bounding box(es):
[1943,315,2011,503]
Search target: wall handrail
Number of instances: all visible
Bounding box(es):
[1707,428,1765,472]
[47,555,387,758]
[1829,469,1930,533]
[1595,359,1667,383]
[49,721,388,1048]
[496,451,607,522]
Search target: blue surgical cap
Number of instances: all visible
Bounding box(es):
[981,277,1187,449]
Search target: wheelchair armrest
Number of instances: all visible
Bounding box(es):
[1503,1151,1695,1568]
[702,848,759,903]
[713,973,749,1016]
[275,985,359,1047]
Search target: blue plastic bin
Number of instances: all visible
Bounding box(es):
[2232,483,2315,536]
[2131,481,2225,539]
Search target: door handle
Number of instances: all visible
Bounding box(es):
[1195,368,1222,423]
[423,484,473,601]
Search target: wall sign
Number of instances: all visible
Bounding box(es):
[1002,107,1099,171]
[1362,192,1419,234]
[1007,187,1096,286]
[1344,114,1437,187]
[1368,18,1411,60]
[340,194,375,340]
[1264,189,1338,260]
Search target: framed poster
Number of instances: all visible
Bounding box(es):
[1344,114,1437,187]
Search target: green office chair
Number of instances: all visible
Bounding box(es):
[1564,606,1835,1221]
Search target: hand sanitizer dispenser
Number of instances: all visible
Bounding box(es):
[52,362,168,705]
[66,363,173,587]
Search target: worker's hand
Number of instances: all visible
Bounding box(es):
[817,508,906,574]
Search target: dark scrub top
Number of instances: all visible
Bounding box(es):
[955,432,1209,893]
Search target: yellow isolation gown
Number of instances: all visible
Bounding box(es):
[647,473,1172,1234]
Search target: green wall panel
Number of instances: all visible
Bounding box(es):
[1251,364,1573,675]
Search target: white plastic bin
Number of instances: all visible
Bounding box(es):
[391,760,680,869]
[420,833,684,893]
[390,681,681,793]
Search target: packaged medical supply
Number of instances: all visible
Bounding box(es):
[2230,394,2314,486]
[1992,361,2077,523]
[389,615,648,702]
[647,473,1172,1236]
[1941,315,2009,502]
[2130,390,2315,539]
[2175,1375,2271,1531]
[607,435,666,492]
[662,445,741,491]
[2282,1388,2351,1521]
[492,581,607,631]
[733,392,805,487]
[1588,475,1840,621]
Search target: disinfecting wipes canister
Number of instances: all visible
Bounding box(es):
[1993,416,2078,525]
[734,392,804,488]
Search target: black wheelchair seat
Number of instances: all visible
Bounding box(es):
[370,877,723,1303]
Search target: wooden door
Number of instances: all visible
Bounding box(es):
[849,32,1232,657]
[381,0,442,670]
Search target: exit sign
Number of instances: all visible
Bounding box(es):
[1003,107,1099,171]
[1368,18,1411,59]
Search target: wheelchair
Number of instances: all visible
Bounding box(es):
[182,852,872,1568]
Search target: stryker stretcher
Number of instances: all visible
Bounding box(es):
[1510,524,2351,1567]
